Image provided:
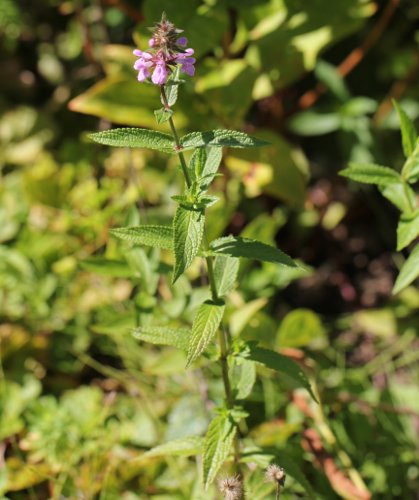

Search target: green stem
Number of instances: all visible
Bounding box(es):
[276,483,281,500]
[160,85,241,467]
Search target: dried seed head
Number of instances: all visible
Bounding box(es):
[149,12,184,53]
[265,464,286,487]
[218,475,243,500]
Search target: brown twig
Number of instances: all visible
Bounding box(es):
[297,0,400,110]
[373,52,419,124]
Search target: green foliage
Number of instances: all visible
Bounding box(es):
[239,343,316,401]
[393,244,419,294]
[89,127,175,152]
[180,129,269,150]
[340,163,401,186]
[211,236,299,267]
[133,325,190,350]
[186,300,226,366]
[140,435,204,459]
[173,205,205,283]
[110,225,174,250]
[203,412,237,489]
[213,255,239,297]
[1,3,418,499]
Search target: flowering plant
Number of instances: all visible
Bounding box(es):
[90,13,316,498]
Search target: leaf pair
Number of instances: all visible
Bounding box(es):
[89,127,268,154]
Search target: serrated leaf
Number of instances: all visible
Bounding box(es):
[203,414,236,489]
[180,130,269,151]
[397,211,419,251]
[186,300,225,367]
[393,100,417,158]
[214,255,239,296]
[89,128,175,153]
[402,139,419,183]
[242,344,316,401]
[188,147,207,182]
[154,107,173,124]
[133,326,190,350]
[236,359,256,399]
[110,225,173,250]
[211,236,298,268]
[162,66,181,107]
[393,244,419,294]
[340,163,401,186]
[200,147,223,190]
[173,205,205,283]
[140,436,204,460]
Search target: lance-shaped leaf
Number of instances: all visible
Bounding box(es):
[236,359,256,400]
[110,225,173,250]
[139,436,204,461]
[173,205,205,283]
[180,130,269,151]
[402,140,419,184]
[203,414,236,489]
[241,344,316,401]
[214,255,239,296]
[133,326,190,350]
[397,211,419,251]
[393,244,419,294]
[340,163,401,186]
[89,128,175,153]
[393,100,417,158]
[211,236,298,268]
[186,300,225,367]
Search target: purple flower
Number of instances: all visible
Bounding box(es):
[132,15,196,85]
[133,50,153,82]
[152,60,169,85]
[175,49,196,76]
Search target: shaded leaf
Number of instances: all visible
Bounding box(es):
[110,225,173,250]
[211,236,298,268]
[402,140,419,184]
[380,183,417,213]
[89,128,175,153]
[133,326,190,350]
[173,205,205,283]
[397,211,419,251]
[186,300,225,367]
[236,359,256,400]
[340,163,401,186]
[393,100,417,158]
[154,107,173,124]
[214,255,239,296]
[203,414,236,489]
[393,244,419,294]
[242,344,316,401]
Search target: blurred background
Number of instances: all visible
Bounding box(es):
[0,0,418,498]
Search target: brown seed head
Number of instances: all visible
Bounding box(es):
[265,464,286,487]
[218,475,243,500]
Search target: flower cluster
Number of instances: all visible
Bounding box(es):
[133,14,195,85]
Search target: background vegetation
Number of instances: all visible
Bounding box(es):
[0,0,418,498]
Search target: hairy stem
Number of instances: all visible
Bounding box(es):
[160,85,241,468]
